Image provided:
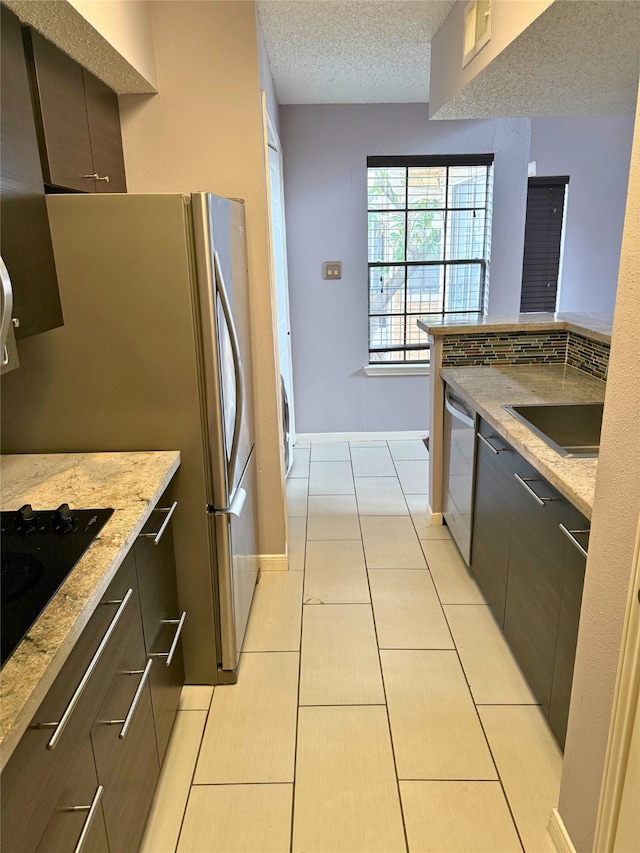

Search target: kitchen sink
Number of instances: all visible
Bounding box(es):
[503,402,604,457]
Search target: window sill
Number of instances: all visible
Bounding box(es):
[363,363,431,377]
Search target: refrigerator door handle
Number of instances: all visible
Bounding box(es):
[213,249,245,486]
[0,256,14,366]
[214,487,247,519]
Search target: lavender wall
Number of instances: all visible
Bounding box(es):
[529,115,635,314]
[280,103,530,433]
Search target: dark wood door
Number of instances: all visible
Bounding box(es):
[504,460,566,715]
[0,7,63,338]
[470,421,517,626]
[84,71,127,193]
[25,28,96,192]
[135,504,185,763]
[548,506,588,748]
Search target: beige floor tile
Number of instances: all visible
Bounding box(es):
[288,516,307,571]
[178,784,292,853]
[351,445,397,477]
[307,495,361,540]
[394,459,430,494]
[405,493,430,536]
[381,650,497,780]
[289,446,310,478]
[400,781,523,853]
[299,604,384,705]
[304,540,370,604]
[310,440,351,461]
[388,439,429,460]
[421,539,485,603]
[369,570,453,649]
[420,524,453,541]
[360,516,426,569]
[444,605,537,704]
[351,440,387,447]
[295,441,311,448]
[354,476,408,515]
[243,571,303,651]
[293,705,406,853]
[139,710,208,853]
[286,477,308,517]
[479,706,562,853]
[178,685,213,711]
[194,652,299,783]
[309,460,355,495]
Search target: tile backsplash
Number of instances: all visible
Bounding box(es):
[440,329,609,380]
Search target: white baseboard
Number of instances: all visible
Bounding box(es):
[295,430,428,444]
[548,809,576,853]
[258,553,289,572]
[426,506,444,526]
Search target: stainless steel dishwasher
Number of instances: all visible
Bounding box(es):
[442,384,477,565]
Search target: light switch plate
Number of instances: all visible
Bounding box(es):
[323,261,342,280]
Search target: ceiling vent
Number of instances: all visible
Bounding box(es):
[463,0,492,68]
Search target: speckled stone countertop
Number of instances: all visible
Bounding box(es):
[0,451,180,771]
[419,312,613,343]
[440,364,606,518]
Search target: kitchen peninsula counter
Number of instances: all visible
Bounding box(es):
[419,312,612,522]
[440,364,605,518]
[0,450,180,770]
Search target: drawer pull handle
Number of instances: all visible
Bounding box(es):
[68,784,104,853]
[559,523,589,558]
[39,589,134,750]
[514,473,556,507]
[150,611,187,667]
[477,432,508,454]
[103,658,154,739]
[139,501,178,544]
[82,173,110,183]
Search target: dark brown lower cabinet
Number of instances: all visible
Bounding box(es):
[470,421,518,626]
[470,420,589,748]
[1,505,184,851]
[134,497,186,763]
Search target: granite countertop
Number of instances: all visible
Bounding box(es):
[419,312,613,344]
[0,450,181,772]
[440,364,606,518]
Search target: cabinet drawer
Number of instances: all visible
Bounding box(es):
[91,608,159,852]
[1,554,138,852]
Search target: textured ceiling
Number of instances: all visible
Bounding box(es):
[431,1,640,119]
[257,0,456,104]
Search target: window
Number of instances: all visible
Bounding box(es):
[520,176,569,313]
[367,154,494,363]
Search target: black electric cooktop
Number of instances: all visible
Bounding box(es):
[1,504,114,667]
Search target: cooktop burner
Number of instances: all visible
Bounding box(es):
[1,504,114,667]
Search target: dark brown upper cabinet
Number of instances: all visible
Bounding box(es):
[0,6,63,339]
[25,29,127,193]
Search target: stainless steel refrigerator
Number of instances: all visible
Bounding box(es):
[0,192,259,684]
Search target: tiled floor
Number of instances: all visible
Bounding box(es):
[140,438,562,853]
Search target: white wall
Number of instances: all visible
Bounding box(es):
[558,92,640,852]
[280,103,530,433]
[529,114,635,314]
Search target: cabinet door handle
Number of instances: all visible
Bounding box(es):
[514,473,556,507]
[559,523,589,558]
[68,784,104,853]
[96,175,110,183]
[103,658,154,739]
[139,501,178,544]
[39,589,134,749]
[477,432,509,454]
[81,173,110,183]
[150,611,187,667]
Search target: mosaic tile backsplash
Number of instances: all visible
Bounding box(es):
[440,329,609,380]
[566,332,610,380]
